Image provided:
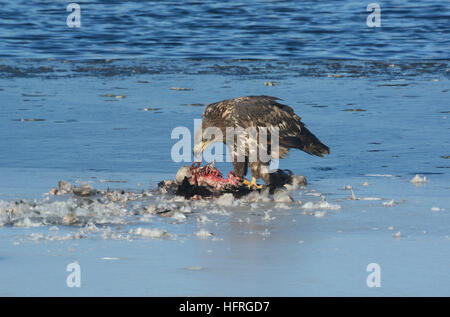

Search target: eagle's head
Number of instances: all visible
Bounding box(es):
[192,118,223,160]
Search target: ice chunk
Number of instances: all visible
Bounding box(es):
[273,189,293,203]
[63,213,79,225]
[216,193,234,206]
[243,190,271,203]
[146,203,157,214]
[301,201,341,210]
[173,196,186,202]
[179,205,192,213]
[410,174,428,184]
[132,227,173,239]
[206,208,230,216]
[262,211,275,222]
[195,229,213,239]
[197,215,211,223]
[72,183,93,197]
[382,200,396,207]
[185,266,204,271]
[14,216,41,228]
[83,223,100,233]
[314,211,327,218]
[172,212,186,222]
[243,191,261,203]
[101,257,120,261]
[275,203,291,209]
[58,181,72,194]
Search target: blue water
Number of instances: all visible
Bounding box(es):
[0,1,449,297]
[0,0,449,59]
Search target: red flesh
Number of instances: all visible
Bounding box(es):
[189,162,242,190]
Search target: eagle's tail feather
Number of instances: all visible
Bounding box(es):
[280,128,330,157]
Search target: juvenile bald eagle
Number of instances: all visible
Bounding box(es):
[193,95,329,188]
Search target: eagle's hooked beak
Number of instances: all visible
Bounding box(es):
[193,140,208,161]
[200,141,207,152]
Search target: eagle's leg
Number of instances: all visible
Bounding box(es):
[232,157,260,188]
[232,158,248,180]
[247,162,266,189]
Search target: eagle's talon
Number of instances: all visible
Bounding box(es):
[243,177,262,190]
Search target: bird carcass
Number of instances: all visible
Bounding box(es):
[157,162,306,199]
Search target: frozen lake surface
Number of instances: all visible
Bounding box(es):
[0,59,449,296]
